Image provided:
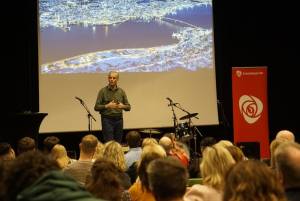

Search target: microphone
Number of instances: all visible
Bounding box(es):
[166,97,173,102]
[75,96,83,103]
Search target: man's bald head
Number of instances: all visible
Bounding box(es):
[159,136,173,153]
[276,130,295,142]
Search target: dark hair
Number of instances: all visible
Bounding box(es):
[43,136,60,153]
[147,157,188,201]
[126,131,141,148]
[0,143,11,155]
[2,150,59,201]
[86,159,123,201]
[17,137,36,155]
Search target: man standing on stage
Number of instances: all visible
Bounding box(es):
[94,71,131,143]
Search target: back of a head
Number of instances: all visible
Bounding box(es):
[200,144,235,190]
[275,141,300,188]
[138,144,167,191]
[159,136,173,153]
[3,150,59,201]
[87,158,123,201]
[0,142,15,161]
[147,157,188,201]
[102,141,126,171]
[142,137,158,148]
[43,136,60,153]
[276,130,295,142]
[225,145,245,163]
[126,130,141,148]
[17,137,36,155]
[80,134,98,154]
[224,160,286,201]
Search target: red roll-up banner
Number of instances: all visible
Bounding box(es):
[232,67,269,158]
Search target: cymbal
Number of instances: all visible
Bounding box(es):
[140,128,161,134]
[179,113,198,120]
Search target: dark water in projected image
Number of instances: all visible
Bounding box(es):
[40,5,212,65]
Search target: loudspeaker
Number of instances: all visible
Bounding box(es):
[236,141,260,160]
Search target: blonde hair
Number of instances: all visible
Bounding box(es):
[137,144,167,191]
[51,144,70,169]
[200,144,235,191]
[102,141,126,171]
[270,138,287,169]
[93,141,105,160]
[142,138,158,148]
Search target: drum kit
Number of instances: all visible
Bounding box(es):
[176,113,198,142]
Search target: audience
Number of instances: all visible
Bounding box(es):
[225,145,246,163]
[147,157,188,201]
[0,142,15,161]
[17,137,36,155]
[184,144,235,201]
[159,136,189,167]
[125,130,142,168]
[275,130,295,142]
[129,144,166,201]
[86,158,130,201]
[141,137,158,148]
[43,136,61,154]
[51,144,76,169]
[92,141,104,161]
[223,160,287,201]
[1,150,103,201]
[102,140,131,189]
[275,142,300,201]
[125,130,142,184]
[63,134,98,185]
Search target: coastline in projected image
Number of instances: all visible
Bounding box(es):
[39,0,213,74]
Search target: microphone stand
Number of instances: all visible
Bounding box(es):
[167,100,179,136]
[76,97,96,132]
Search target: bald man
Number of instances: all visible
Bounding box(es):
[276,130,295,142]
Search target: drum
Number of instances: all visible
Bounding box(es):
[176,122,191,141]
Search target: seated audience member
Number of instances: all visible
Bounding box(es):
[159,136,189,167]
[216,140,233,148]
[269,138,288,169]
[223,160,287,201]
[184,144,235,201]
[43,136,60,154]
[124,130,142,183]
[92,141,104,161]
[276,130,295,142]
[275,142,300,201]
[1,150,103,201]
[199,137,217,154]
[125,130,142,168]
[51,144,76,169]
[141,137,158,148]
[129,144,167,201]
[147,157,188,201]
[64,134,98,186]
[0,142,15,161]
[17,137,36,155]
[86,158,130,201]
[102,140,131,189]
[225,145,246,163]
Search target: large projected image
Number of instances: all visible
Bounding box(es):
[40,0,212,73]
[38,0,218,133]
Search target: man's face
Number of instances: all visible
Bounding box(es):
[108,72,118,87]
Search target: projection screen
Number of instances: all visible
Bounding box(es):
[38,0,219,133]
